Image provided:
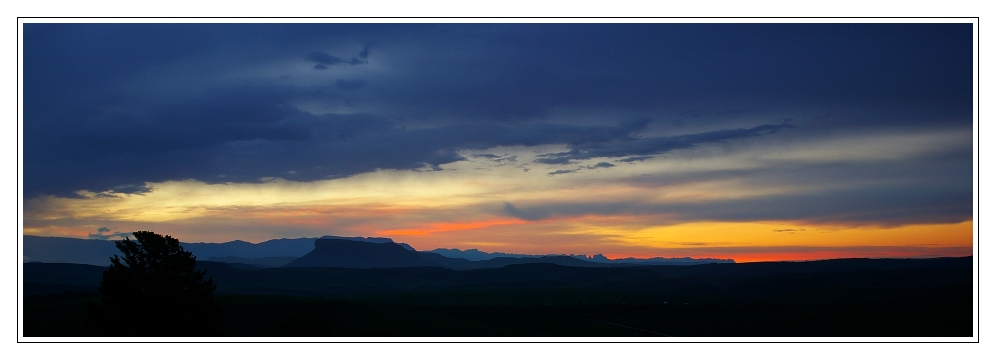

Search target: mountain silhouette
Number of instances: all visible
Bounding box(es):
[22,235,417,267]
[283,238,438,268]
[182,235,415,258]
[24,235,732,269]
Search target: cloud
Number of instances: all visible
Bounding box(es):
[502,202,551,221]
[471,154,501,159]
[547,169,579,176]
[535,154,577,165]
[471,153,517,164]
[545,161,615,176]
[88,227,133,240]
[617,156,654,163]
[110,184,152,195]
[586,162,615,169]
[535,122,794,164]
[484,180,972,226]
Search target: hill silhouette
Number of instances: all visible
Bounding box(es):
[24,256,972,300]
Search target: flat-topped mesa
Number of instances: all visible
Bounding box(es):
[318,235,392,243]
[283,237,434,269]
[314,237,397,248]
[317,236,417,251]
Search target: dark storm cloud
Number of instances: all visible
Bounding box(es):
[22,22,973,210]
[21,85,718,197]
[24,86,322,196]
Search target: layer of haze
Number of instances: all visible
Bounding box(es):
[21,22,974,261]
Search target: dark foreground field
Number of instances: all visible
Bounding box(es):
[22,257,974,337]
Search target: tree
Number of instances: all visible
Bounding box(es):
[89,231,221,336]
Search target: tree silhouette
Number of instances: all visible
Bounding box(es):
[89,231,221,336]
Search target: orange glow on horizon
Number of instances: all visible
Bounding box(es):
[386,218,973,262]
[569,219,974,249]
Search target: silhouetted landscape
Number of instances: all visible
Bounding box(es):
[21,22,976,340]
[22,235,972,337]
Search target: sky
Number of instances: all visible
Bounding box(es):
[20,22,976,262]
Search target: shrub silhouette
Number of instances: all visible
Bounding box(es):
[89,231,221,336]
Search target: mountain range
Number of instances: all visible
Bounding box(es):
[22,235,734,269]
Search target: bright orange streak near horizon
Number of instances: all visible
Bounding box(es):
[579,220,973,248]
[589,220,974,262]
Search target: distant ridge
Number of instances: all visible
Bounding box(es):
[429,248,541,261]
[429,247,734,265]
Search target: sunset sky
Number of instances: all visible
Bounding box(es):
[20,21,976,262]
